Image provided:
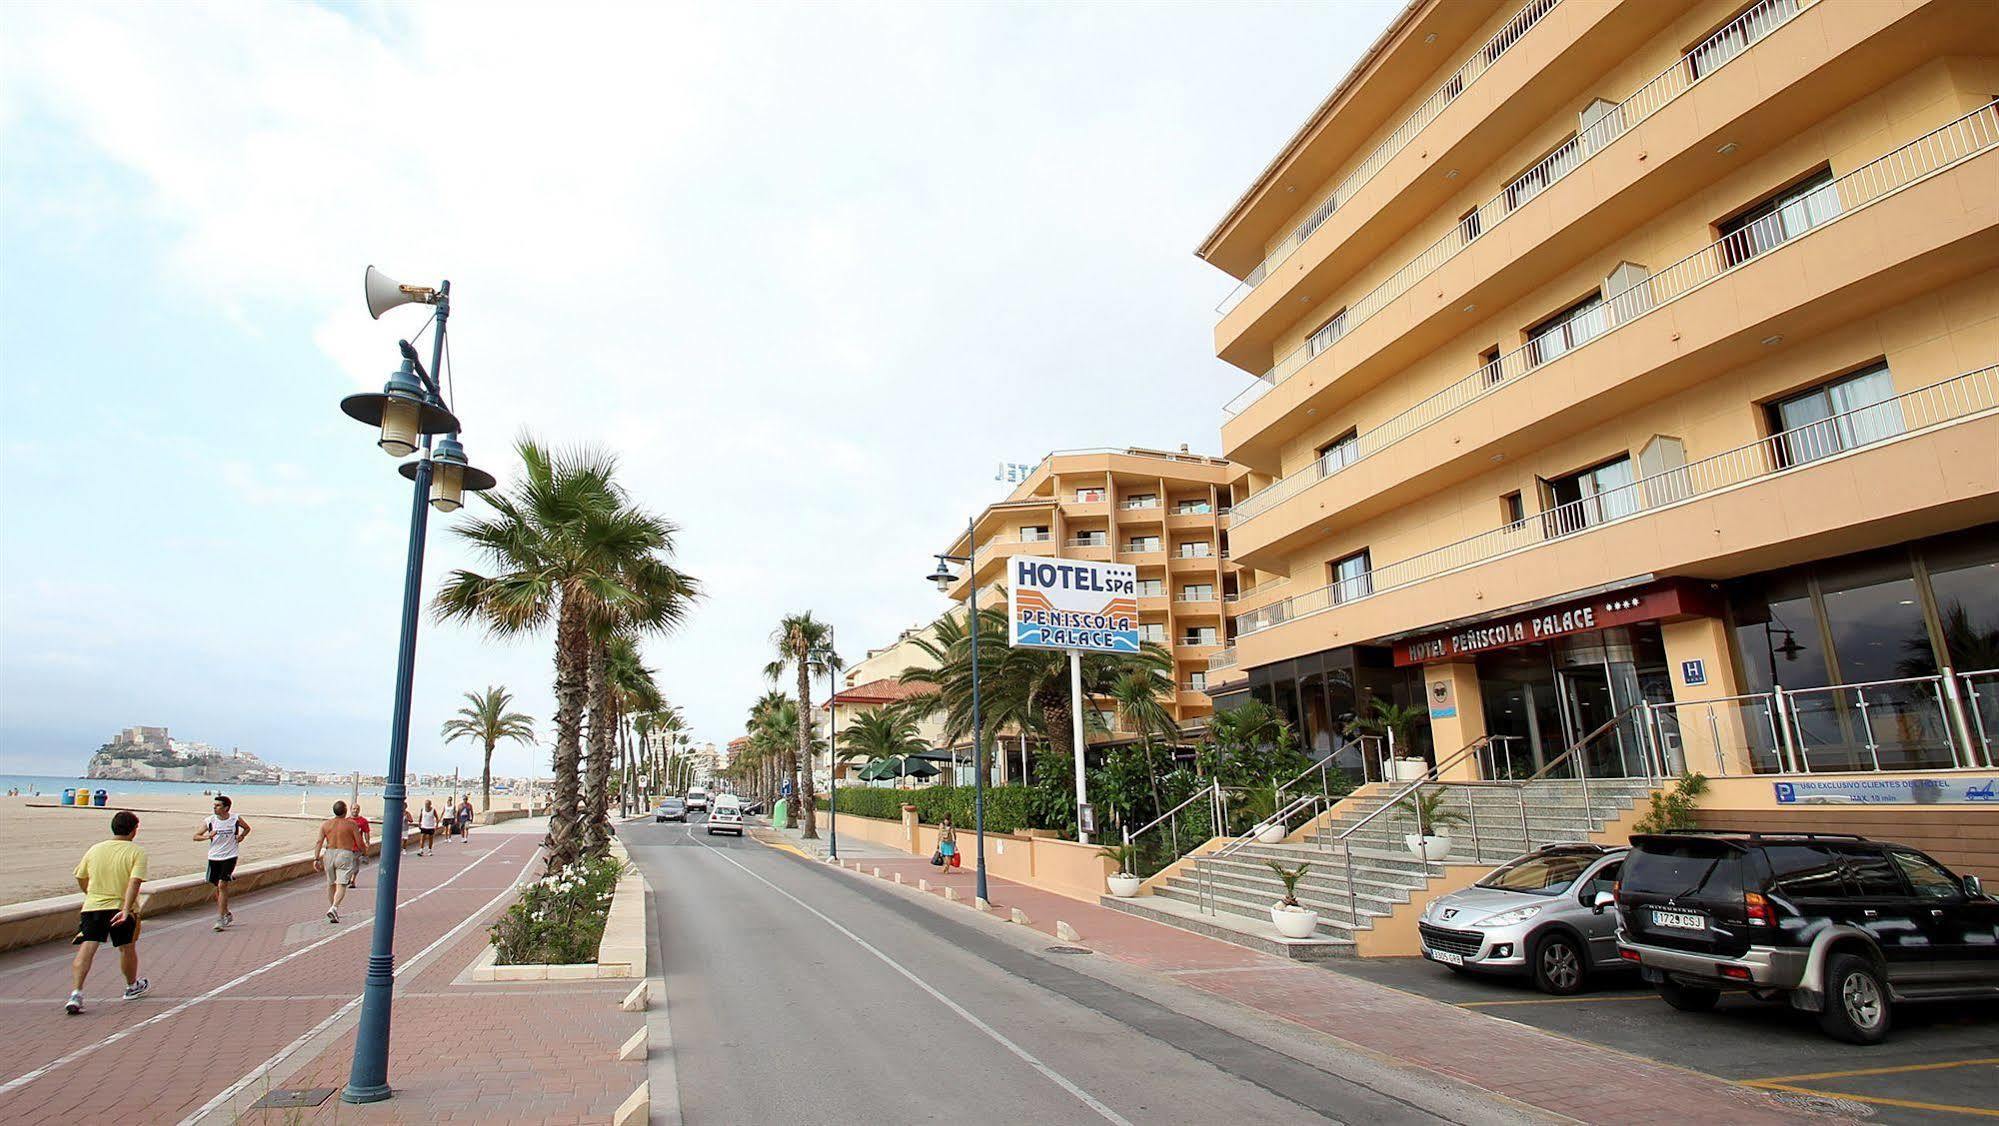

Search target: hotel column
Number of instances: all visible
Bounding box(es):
[1423,662,1487,780]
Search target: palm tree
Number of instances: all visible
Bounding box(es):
[766,613,841,839]
[436,439,699,870]
[439,686,537,813]
[747,690,793,810]
[602,634,663,819]
[583,553,696,856]
[836,705,928,781]
[1107,668,1180,832]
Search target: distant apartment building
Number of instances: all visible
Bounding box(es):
[1197,0,1998,779]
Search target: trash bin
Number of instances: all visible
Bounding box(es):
[772,798,788,829]
[93,789,109,807]
[62,788,76,806]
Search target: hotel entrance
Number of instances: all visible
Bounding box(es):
[1477,627,1673,779]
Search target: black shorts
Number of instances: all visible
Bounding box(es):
[206,858,238,885]
[76,909,138,947]
[419,828,436,841]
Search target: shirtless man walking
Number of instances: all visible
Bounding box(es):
[312,801,362,924]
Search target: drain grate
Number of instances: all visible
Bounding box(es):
[1045,945,1093,955]
[250,1088,337,1110]
[1766,1092,1874,1119]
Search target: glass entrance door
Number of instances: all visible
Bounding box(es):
[1554,627,1657,777]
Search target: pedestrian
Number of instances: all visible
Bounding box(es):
[938,816,958,874]
[193,795,250,932]
[417,799,439,855]
[348,804,371,889]
[457,795,474,844]
[67,810,149,1013]
[313,801,362,924]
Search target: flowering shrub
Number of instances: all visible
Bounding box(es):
[489,855,627,964]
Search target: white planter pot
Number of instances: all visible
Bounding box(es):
[1256,823,1287,844]
[1106,874,1142,898]
[1390,758,1430,782]
[1405,833,1451,861]
[1270,904,1320,939]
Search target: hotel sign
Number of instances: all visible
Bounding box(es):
[1009,558,1140,653]
[1393,582,1716,666]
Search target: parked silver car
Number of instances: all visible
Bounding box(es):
[1417,844,1629,995]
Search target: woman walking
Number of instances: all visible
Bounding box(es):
[938,816,958,877]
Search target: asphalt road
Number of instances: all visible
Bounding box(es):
[623,816,1533,1126]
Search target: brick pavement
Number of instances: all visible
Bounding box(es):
[0,830,642,1125]
[796,843,1822,1125]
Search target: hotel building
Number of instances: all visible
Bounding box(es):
[1197,0,1999,781]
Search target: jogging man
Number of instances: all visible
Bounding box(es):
[193,795,250,932]
[347,804,371,889]
[417,800,439,855]
[67,810,149,1013]
[313,801,362,924]
[457,796,475,844]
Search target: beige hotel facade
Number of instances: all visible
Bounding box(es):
[1198,0,1999,781]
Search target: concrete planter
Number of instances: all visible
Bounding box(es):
[1106,874,1142,898]
[472,839,649,982]
[1256,823,1287,844]
[1405,834,1451,862]
[1270,904,1320,938]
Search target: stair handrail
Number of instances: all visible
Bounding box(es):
[1194,790,1335,916]
[1307,736,1490,924]
[1121,779,1221,875]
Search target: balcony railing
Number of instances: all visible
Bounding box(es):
[1214,0,1563,315]
[1231,99,1999,525]
[1122,543,1162,555]
[1017,531,1052,543]
[1208,648,1240,672]
[1236,364,1999,637]
[1121,499,1160,510]
[1222,0,1818,419]
[1065,537,1110,548]
[1176,594,1219,603]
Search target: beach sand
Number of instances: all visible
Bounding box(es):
[0,787,507,905]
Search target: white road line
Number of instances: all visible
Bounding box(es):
[176,845,542,1125]
[689,829,1134,1126]
[0,843,509,1098]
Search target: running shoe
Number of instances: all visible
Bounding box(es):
[213,918,225,932]
[327,907,339,924]
[223,912,233,927]
[64,990,84,1015]
[122,978,149,1001]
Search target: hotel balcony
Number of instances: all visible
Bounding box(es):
[1219,0,1982,469]
[1064,537,1113,563]
[1168,553,1219,575]
[1210,0,1679,370]
[1228,103,1999,570]
[1231,364,1999,670]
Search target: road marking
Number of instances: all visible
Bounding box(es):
[688,830,1134,1126]
[1743,1079,1999,1118]
[1457,994,1659,1007]
[1741,1056,1999,1083]
[0,843,507,1098]
[177,844,542,1125]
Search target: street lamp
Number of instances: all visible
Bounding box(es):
[825,626,840,862]
[339,269,494,1106]
[927,516,988,905]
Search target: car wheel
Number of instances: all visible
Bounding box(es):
[1531,933,1587,995]
[1819,953,1891,1045]
[1657,977,1720,1012]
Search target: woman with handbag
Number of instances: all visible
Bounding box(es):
[938,816,958,873]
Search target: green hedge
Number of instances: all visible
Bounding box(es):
[819,785,1036,835]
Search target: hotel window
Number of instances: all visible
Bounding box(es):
[1316,429,1359,473]
[1687,0,1798,81]
[1305,307,1348,358]
[1543,454,1638,536]
[1527,292,1606,366]
[1501,491,1526,530]
[1075,487,1106,502]
[1766,362,1903,467]
[1020,525,1050,543]
[1072,530,1108,547]
[1123,492,1157,509]
[1125,535,1161,553]
[1181,583,1215,602]
[1183,627,1220,647]
[1458,206,1482,244]
[1328,549,1372,602]
[1479,345,1503,387]
[1173,498,1212,515]
[1138,622,1167,643]
[1135,579,1164,597]
[1188,672,1209,693]
[1718,167,1839,268]
[1504,135,1574,211]
[1178,540,1212,558]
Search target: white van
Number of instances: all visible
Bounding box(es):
[706,793,744,836]
[686,787,710,812]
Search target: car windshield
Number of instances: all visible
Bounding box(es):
[1476,852,1597,896]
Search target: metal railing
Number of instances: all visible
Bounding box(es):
[1121,499,1161,510]
[1194,790,1342,918]
[1230,93,1999,516]
[1065,536,1110,548]
[1207,648,1239,672]
[1175,593,1219,603]
[1214,0,1563,315]
[1121,781,1223,879]
[1017,531,1052,543]
[1236,363,1999,637]
[1275,735,1386,799]
[1122,543,1163,555]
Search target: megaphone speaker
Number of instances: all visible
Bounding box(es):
[364,265,436,320]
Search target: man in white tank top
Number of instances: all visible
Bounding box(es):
[417,800,440,856]
[193,795,251,932]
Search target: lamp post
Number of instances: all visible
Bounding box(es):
[339,270,495,1105]
[826,626,840,861]
[927,517,988,904]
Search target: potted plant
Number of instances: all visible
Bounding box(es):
[1265,860,1319,938]
[1357,698,1430,781]
[1396,788,1465,861]
[1237,781,1290,843]
[1097,842,1143,898]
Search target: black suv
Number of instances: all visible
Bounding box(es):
[1610,831,1997,1044]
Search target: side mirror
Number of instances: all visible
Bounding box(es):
[1965,874,1985,899]
[1592,890,1616,916]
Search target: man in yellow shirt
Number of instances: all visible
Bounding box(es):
[67,810,150,1014]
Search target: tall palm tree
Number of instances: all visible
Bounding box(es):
[1108,667,1180,828]
[583,553,696,856]
[836,705,928,780]
[436,439,699,870]
[440,686,537,813]
[765,613,841,839]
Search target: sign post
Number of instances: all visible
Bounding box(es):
[1008,557,1139,845]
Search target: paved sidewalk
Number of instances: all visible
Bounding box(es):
[763,829,1821,1125]
[0,819,643,1124]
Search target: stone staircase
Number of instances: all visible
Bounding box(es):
[1101,779,1657,957]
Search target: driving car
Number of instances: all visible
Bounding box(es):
[706,794,744,836]
[1417,844,1628,994]
[654,796,687,823]
[686,787,710,812]
[1611,830,1998,1044]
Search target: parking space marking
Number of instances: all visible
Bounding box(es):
[1457,994,1658,1008]
[1741,1080,1999,1119]
[1740,1056,1999,1084]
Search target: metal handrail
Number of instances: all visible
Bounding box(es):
[1195,790,1337,916]
[1121,779,1221,873]
[1307,737,1490,923]
[1222,0,1813,420]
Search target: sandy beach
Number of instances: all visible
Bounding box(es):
[0,787,515,905]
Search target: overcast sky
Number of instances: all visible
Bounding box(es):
[0,0,1398,779]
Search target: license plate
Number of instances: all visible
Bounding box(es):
[1428,949,1465,966]
[1650,908,1705,931]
